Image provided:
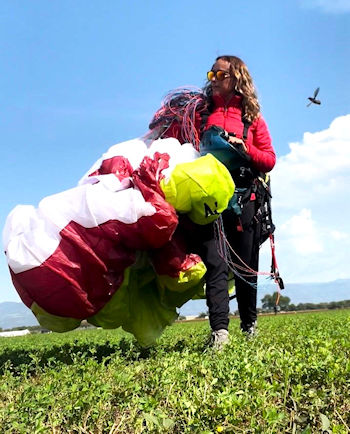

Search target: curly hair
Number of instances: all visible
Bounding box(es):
[204,55,260,123]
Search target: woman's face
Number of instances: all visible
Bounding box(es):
[209,59,235,99]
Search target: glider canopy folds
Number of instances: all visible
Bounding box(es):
[3,137,235,347]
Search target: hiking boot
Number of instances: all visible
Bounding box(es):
[241,321,257,339]
[210,329,229,350]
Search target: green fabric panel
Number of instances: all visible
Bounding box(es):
[31,302,81,332]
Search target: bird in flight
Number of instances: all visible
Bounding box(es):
[307,87,321,107]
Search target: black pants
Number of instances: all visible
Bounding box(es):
[179,198,259,331]
[178,217,229,330]
[223,203,259,330]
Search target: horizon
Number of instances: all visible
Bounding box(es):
[1,0,350,303]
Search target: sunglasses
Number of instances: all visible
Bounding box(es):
[207,70,231,82]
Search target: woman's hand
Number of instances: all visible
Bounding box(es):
[228,136,247,152]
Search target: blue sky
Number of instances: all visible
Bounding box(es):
[1,0,350,303]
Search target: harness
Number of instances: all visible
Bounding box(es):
[225,171,284,302]
[200,118,284,302]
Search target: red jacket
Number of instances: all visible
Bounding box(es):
[163,93,276,173]
[206,94,275,173]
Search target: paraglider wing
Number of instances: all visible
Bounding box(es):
[3,137,235,346]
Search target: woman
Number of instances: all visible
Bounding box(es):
[150,55,276,349]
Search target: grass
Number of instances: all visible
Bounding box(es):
[0,309,349,433]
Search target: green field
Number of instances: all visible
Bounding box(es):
[0,310,349,433]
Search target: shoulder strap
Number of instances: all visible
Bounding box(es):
[242,119,251,141]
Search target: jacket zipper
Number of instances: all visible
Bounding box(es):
[223,94,235,132]
[223,105,228,131]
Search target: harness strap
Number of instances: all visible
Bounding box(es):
[269,233,285,308]
[242,120,251,141]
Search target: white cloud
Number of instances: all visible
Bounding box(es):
[330,230,349,240]
[300,0,350,13]
[280,209,323,255]
[260,114,350,283]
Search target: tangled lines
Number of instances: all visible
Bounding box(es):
[148,87,209,150]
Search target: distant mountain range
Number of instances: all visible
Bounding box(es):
[1,279,349,329]
[0,302,38,330]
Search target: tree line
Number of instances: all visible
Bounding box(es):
[186,295,350,320]
[260,292,350,312]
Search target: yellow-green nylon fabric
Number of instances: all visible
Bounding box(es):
[160,154,235,225]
